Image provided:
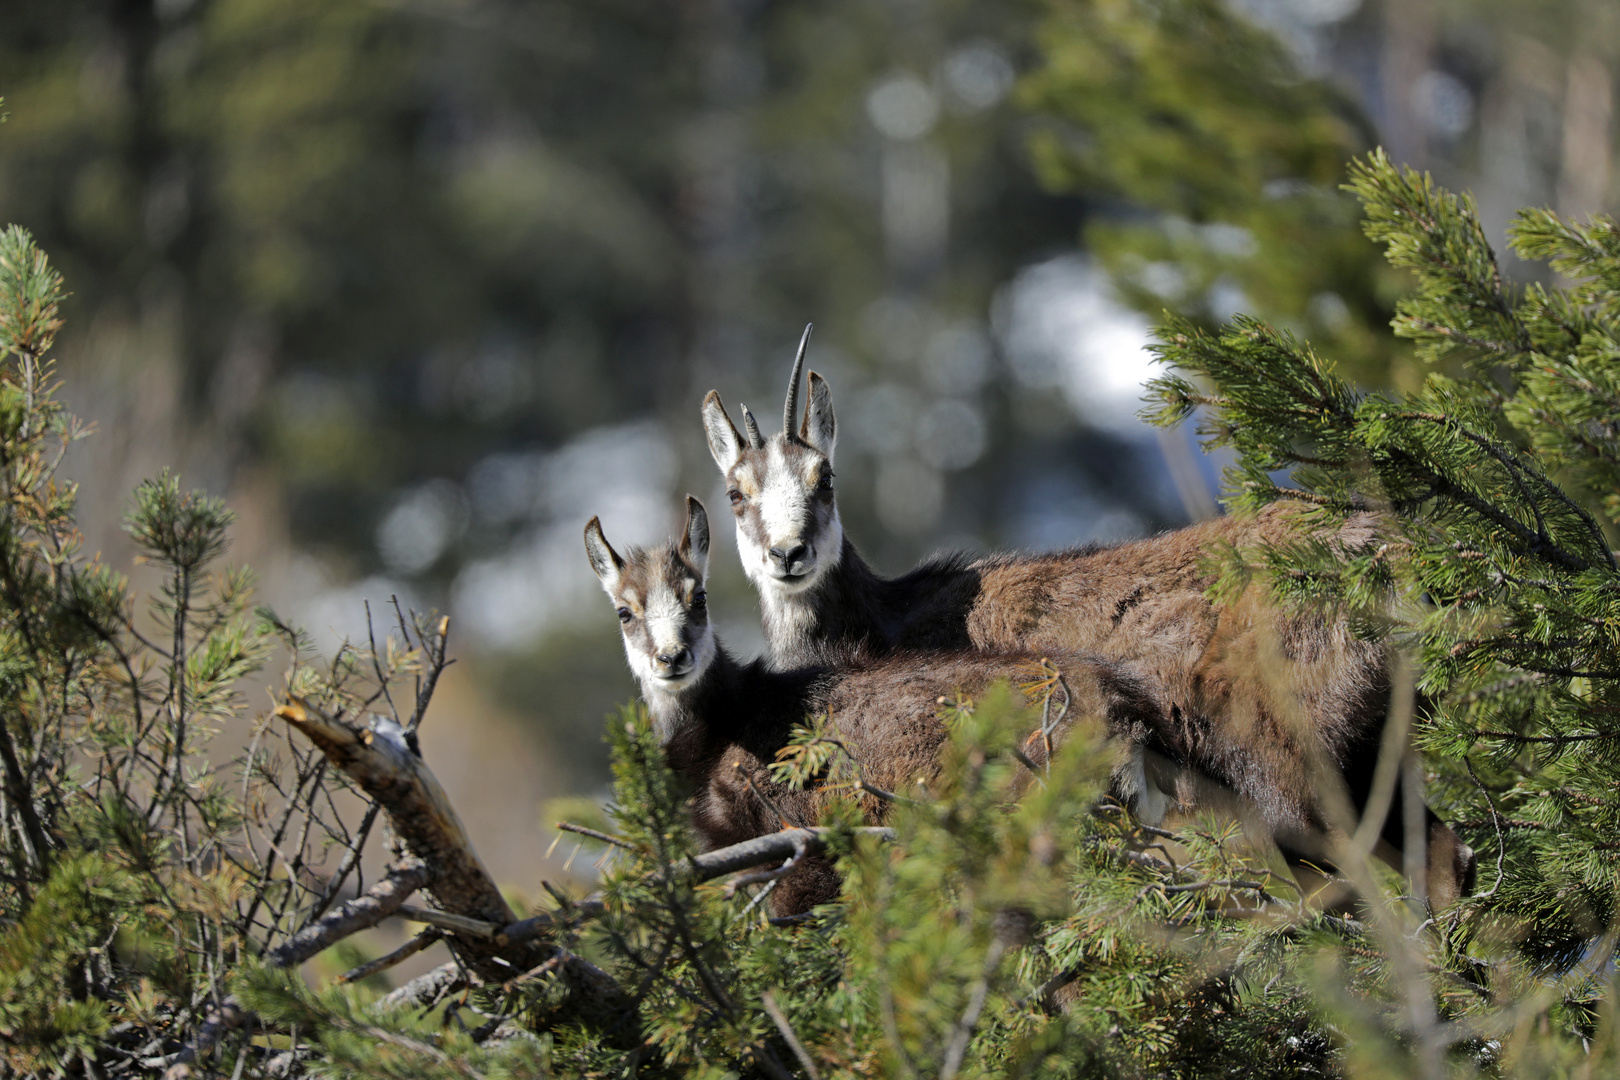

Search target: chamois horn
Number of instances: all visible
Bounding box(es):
[782,323,813,440]
[740,404,766,449]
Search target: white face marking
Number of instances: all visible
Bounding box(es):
[643,588,690,667]
[614,564,718,745]
[625,622,717,744]
[758,442,806,553]
[590,514,720,745]
[740,439,844,598]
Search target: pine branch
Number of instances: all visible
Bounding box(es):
[273,698,541,978]
[267,859,433,968]
[499,826,895,946]
[338,929,443,985]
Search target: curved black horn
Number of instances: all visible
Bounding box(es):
[782,323,813,438]
[740,404,765,449]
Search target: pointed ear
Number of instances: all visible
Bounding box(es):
[680,496,711,581]
[583,516,625,593]
[801,371,837,461]
[701,391,744,472]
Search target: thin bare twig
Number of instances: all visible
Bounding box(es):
[305,802,383,924]
[556,821,639,852]
[363,600,401,722]
[725,837,809,896]
[1464,757,1508,901]
[338,929,444,985]
[406,615,452,735]
[267,860,433,969]
[395,904,501,940]
[735,760,807,828]
[762,989,823,1080]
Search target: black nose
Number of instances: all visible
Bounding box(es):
[656,647,691,668]
[769,543,808,569]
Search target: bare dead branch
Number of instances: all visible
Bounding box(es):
[271,696,633,1028]
[499,826,896,946]
[338,929,443,984]
[556,821,639,851]
[267,859,434,968]
[396,903,501,940]
[497,900,609,947]
[762,989,823,1080]
[692,825,894,882]
[272,698,544,977]
[725,837,809,896]
[379,961,468,1013]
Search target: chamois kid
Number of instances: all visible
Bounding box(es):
[584,496,1166,916]
[701,327,1475,907]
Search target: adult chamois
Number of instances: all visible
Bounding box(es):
[584,497,1169,916]
[700,327,1475,907]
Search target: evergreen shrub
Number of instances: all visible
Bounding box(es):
[3,152,1620,1077]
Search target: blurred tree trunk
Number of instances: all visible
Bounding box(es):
[1559,54,1613,217]
[1379,0,1436,168]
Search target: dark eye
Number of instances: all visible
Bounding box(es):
[727,489,745,507]
[616,607,633,623]
[817,470,834,492]
[692,591,707,611]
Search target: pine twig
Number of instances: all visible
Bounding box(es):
[762,989,823,1080]
[395,904,501,940]
[337,929,443,985]
[267,859,434,968]
[556,820,639,851]
[1464,758,1508,901]
[940,938,1007,1080]
[725,836,810,896]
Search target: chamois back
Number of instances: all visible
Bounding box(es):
[702,347,1476,908]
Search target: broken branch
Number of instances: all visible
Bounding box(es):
[273,699,544,977]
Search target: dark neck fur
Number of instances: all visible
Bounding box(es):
[651,644,817,778]
[763,535,979,668]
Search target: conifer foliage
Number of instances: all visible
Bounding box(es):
[1147,150,1620,1066]
[9,156,1620,1075]
[0,225,463,1075]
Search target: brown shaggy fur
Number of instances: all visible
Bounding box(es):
[704,375,1476,908]
[586,502,1167,916]
[667,644,1161,915]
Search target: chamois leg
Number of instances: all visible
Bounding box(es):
[1274,804,1476,912]
[1332,713,1475,910]
[1273,836,1357,913]
[1375,785,1476,910]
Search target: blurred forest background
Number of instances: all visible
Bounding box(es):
[1,0,1615,888]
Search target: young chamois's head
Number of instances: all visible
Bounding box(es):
[584,497,718,718]
[701,324,841,597]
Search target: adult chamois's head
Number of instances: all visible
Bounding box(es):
[585,497,718,725]
[701,324,841,598]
